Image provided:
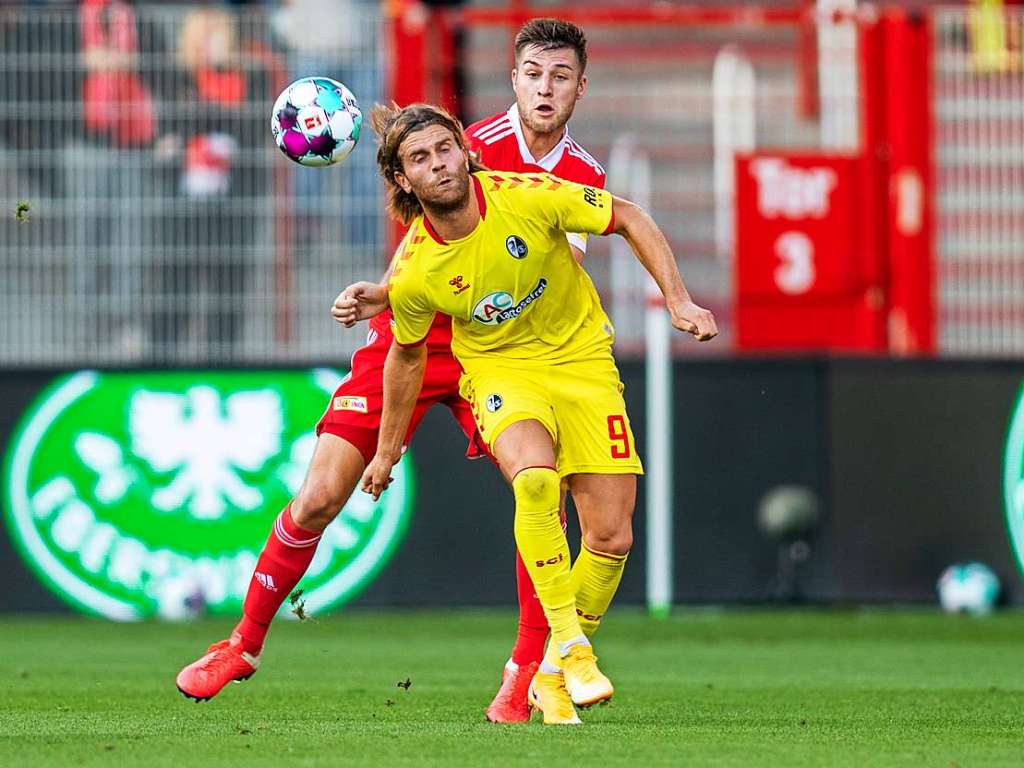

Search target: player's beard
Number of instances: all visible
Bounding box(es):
[417,167,471,217]
[519,98,575,137]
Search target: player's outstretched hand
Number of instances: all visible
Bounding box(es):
[331,281,389,327]
[669,300,718,342]
[360,453,395,501]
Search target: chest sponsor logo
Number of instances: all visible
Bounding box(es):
[505,235,528,259]
[471,279,548,326]
[333,395,368,413]
[448,275,471,295]
[1,370,413,621]
[472,292,513,324]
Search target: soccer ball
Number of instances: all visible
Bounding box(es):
[271,76,361,167]
[154,575,206,621]
[937,562,1000,616]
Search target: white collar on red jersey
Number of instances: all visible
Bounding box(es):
[506,103,570,172]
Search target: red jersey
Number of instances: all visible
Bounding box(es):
[465,105,605,191]
[370,104,606,348]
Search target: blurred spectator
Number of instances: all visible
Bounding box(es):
[147,5,269,362]
[272,0,382,252]
[968,0,1022,71]
[80,0,156,148]
[64,0,166,358]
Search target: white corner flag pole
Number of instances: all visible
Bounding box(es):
[633,153,673,618]
[645,283,673,618]
[609,136,673,617]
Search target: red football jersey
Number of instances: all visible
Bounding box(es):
[465,104,606,198]
[371,104,606,346]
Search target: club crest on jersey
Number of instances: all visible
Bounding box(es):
[486,394,503,413]
[505,235,528,259]
[471,279,548,326]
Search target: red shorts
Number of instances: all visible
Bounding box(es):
[315,323,488,466]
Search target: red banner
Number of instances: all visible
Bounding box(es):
[735,153,885,351]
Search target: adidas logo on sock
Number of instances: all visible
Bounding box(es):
[255,572,278,592]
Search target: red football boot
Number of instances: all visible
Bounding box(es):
[485,660,538,723]
[176,632,260,702]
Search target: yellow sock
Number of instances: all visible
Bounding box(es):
[544,542,628,668]
[512,467,582,647]
[572,542,628,635]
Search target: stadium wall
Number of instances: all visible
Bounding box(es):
[0,360,1022,616]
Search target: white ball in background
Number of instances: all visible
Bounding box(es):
[937,562,1000,616]
[154,576,207,622]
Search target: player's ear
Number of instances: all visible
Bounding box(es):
[576,73,587,100]
[394,170,413,194]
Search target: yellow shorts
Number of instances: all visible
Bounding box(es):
[459,352,644,478]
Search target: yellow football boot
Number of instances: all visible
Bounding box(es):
[527,671,582,725]
[561,644,613,707]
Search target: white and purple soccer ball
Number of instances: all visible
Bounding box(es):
[271,76,361,167]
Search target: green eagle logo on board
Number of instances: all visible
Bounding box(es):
[2,370,413,620]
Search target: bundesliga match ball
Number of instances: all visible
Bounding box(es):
[937,562,1000,616]
[271,76,361,167]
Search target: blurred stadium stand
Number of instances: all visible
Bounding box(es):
[0,1,1021,364]
[934,7,1024,354]
[0,1,384,366]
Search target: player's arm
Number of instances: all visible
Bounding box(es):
[610,196,717,341]
[332,263,393,327]
[530,175,716,340]
[565,173,603,264]
[360,269,434,498]
[332,226,432,327]
[360,340,426,500]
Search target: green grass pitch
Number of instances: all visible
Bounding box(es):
[2,609,1023,767]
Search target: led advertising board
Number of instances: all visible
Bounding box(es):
[2,370,413,620]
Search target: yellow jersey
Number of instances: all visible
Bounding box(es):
[388,171,616,367]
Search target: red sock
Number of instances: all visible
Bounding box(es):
[509,511,566,667]
[235,504,321,654]
[510,550,549,666]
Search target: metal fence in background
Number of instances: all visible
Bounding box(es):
[4,4,1024,365]
[0,4,384,366]
[462,8,838,355]
[934,7,1024,356]
[464,4,1024,358]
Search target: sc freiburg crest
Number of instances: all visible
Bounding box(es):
[506,235,528,259]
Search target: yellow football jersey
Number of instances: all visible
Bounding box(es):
[388,171,616,366]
